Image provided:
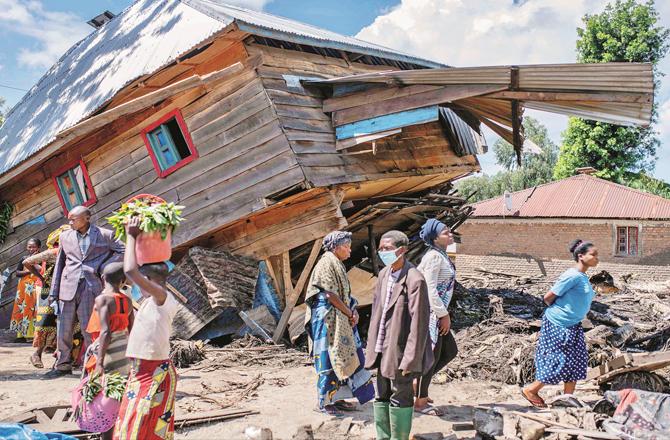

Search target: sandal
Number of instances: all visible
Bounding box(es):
[333,401,357,412]
[30,354,44,369]
[414,404,443,416]
[314,405,344,417]
[521,389,547,409]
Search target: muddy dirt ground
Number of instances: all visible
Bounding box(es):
[0,341,601,440]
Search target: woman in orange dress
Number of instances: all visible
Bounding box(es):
[23,225,71,368]
[10,238,42,341]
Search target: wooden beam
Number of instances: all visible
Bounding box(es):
[511,100,523,165]
[332,84,507,126]
[263,259,282,300]
[324,84,443,112]
[368,224,379,276]
[281,251,293,298]
[267,255,287,309]
[272,239,322,343]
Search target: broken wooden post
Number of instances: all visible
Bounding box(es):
[367,224,379,276]
[272,240,322,343]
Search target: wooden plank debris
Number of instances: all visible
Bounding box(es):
[273,239,322,343]
[589,351,670,383]
[545,427,620,440]
[175,409,259,428]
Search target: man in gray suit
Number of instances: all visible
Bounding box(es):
[45,206,124,377]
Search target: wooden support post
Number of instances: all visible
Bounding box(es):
[367,224,379,276]
[510,66,523,166]
[263,259,282,301]
[266,255,286,309]
[272,240,322,343]
[281,251,293,301]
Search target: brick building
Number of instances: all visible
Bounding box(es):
[458,174,670,266]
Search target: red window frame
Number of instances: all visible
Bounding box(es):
[51,159,97,217]
[141,109,198,178]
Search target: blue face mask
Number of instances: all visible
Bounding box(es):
[378,250,399,267]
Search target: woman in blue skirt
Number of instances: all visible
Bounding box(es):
[522,239,599,408]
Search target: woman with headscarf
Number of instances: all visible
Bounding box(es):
[522,239,599,408]
[415,218,459,416]
[22,225,71,368]
[10,237,42,342]
[304,231,375,416]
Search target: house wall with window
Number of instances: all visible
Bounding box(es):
[457,218,670,266]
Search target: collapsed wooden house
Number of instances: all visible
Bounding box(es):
[0,0,654,339]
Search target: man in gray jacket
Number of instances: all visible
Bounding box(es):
[365,230,432,440]
[46,206,124,377]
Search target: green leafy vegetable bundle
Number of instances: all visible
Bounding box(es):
[81,372,128,402]
[107,198,184,242]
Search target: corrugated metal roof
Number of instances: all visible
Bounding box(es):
[307,63,653,127]
[0,0,442,178]
[438,107,487,156]
[469,174,670,220]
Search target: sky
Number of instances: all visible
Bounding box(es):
[1,0,669,181]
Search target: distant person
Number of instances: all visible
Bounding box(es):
[304,231,374,416]
[415,219,459,416]
[10,238,42,342]
[114,217,178,440]
[365,231,432,440]
[522,239,600,408]
[46,206,125,378]
[79,262,133,440]
[22,225,70,368]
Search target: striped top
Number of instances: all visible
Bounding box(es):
[375,269,401,353]
[417,249,456,319]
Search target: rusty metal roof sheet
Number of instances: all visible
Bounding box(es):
[469,174,670,220]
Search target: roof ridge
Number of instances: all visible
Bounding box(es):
[181,0,425,59]
[582,173,670,203]
[470,173,670,207]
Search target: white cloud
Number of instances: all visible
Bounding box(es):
[0,0,91,69]
[357,0,670,181]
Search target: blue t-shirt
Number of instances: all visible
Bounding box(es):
[544,268,595,328]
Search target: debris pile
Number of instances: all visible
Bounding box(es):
[447,272,670,390]
[181,335,308,372]
[170,339,206,368]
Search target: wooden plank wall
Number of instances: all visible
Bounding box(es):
[0,47,304,287]
[248,44,479,190]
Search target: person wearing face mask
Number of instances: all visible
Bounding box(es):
[414,219,459,416]
[365,230,432,440]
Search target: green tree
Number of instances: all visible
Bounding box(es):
[457,117,559,202]
[554,0,669,184]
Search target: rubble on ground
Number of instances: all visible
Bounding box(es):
[446,271,670,392]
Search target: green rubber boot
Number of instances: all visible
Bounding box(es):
[373,401,392,440]
[389,406,413,440]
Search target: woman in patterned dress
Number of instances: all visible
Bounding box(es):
[22,225,71,368]
[10,238,42,341]
[415,219,459,416]
[304,230,375,416]
[522,239,599,408]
